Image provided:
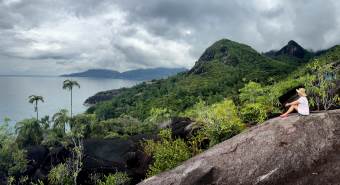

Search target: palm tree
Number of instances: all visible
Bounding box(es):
[15,118,43,146]
[28,95,44,121]
[52,109,69,133]
[63,79,80,118]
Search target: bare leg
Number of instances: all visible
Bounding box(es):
[280,105,298,117]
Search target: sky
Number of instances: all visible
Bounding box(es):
[0,0,340,75]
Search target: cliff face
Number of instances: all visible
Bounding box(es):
[139,110,340,185]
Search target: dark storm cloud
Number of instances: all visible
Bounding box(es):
[115,0,340,52]
[0,0,339,75]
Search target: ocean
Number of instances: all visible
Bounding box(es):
[0,76,139,124]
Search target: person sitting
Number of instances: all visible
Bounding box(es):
[280,88,310,118]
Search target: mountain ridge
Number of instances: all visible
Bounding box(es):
[264,40,313,64]
[61,67,187,81]
[87,38,306,120]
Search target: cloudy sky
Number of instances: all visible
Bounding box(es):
[0,0,340,75]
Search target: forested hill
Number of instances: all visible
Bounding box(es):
[88,39,310,120]
[264,40,314,64]
[61,67,187,80]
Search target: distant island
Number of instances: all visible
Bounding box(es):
[61,67,187,80]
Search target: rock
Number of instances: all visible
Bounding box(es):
[24,145,70,182]
[159,117,196,139]
[138,110,340,185]
[24,145,49,179]
[168,117,195,139]
[79,134,156,184]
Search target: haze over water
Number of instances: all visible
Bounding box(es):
[0,76,139,124]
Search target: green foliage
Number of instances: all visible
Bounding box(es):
[31,179,45,185]
[304,59,339,110]
[240,103,268,125]
[62,80,80,90]
[90,115,156,139]
[181,99,207,119]
[15,118,43,147]
[183,99,245,147]
[145,107,173,123]
[63,79,80,118]
[70,113,96,138]
[28,95,44,120]
[200,99,245,146]
[48,163,72,185]
[239,82,266,104]
[91,39,298,121]
[97,172,131,185]
[52,109,69,133]
[19,175,29,184]
[238,82,270,124]
[94,101,115,120]
[42,127,66,147]
[0,119,27,177]
[7,176,15,185]
[143,129,191,177]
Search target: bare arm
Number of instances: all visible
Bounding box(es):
[285,100,299,107]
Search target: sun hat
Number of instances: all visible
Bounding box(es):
[296,88,307,97]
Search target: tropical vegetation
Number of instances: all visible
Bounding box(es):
[0,40,339,184]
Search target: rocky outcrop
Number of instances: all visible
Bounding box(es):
[20,117,196,184]
[159,117,196,139]
[139,110,340,185]
[24,145,70,182]
[79,134,155,184]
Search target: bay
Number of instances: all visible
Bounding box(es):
[0,76,139,124]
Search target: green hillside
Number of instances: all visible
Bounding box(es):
[89,39,302,120]
[2,39,339,185]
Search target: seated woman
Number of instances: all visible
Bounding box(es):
[280,88,310,118]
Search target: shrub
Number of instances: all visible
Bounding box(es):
[90,115,157,139]
[145,107,173,124]
[239,82,265,104]
[182,99,245,147]
[143,129,191,177]
[304,59,339,110]
[48,163,72,185]
[181,99,207,119]
[94,101,115,120]
[0,119,27,177]
[240,103,267,125]
[200,99,245,146]
[97,172,131,185]
[71,114,96,138]
[15,118,43,147]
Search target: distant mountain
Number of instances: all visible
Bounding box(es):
[62,69,120,78]
[118,68,187,80]
[276,40,308,58]
[264,40,313,64]
[61,67,187,80]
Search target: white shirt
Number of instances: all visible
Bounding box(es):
[297,97,310,115]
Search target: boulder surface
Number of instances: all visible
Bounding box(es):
[139,110,340,185]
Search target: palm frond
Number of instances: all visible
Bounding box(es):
[28,95,44,103]
[63,79,80,90]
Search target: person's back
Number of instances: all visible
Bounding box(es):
[297,96,309,115]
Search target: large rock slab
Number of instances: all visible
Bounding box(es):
[139,110,340,185]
